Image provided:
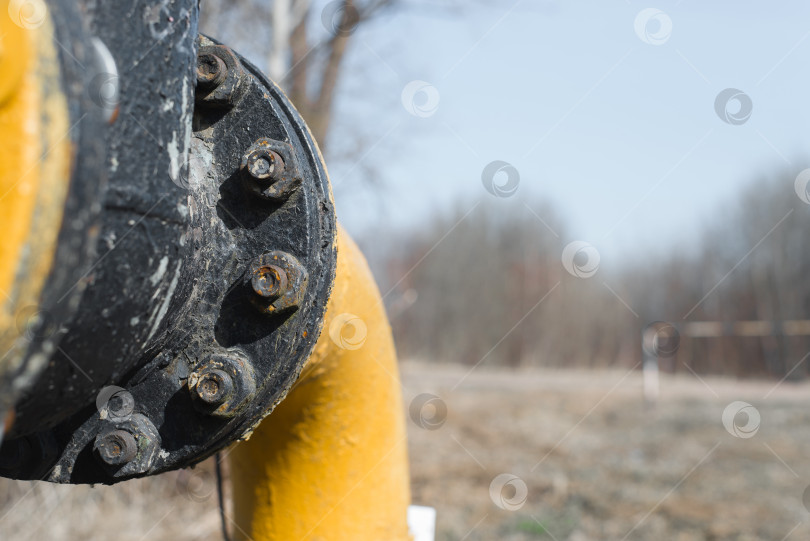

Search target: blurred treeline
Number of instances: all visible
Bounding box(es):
[365,167,810,379]
[196,3,810,378]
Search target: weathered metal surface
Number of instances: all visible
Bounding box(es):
[7,0,205,438]
[0,2,336,483]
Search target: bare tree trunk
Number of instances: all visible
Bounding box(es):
[288,5,310,108]
[268,0,292,83]
[309,0,355,146]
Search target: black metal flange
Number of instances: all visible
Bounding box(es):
[0,15,336,484]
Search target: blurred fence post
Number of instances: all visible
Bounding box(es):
[641,324,667,406]
[642,350,659,405]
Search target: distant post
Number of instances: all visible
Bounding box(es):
[641,345,659,405]
[641,322,681,405]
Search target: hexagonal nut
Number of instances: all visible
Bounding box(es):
[94,429,137,466]
[94,414,160,477]
[239,138,302,202]
[251,262,288,300]
[188,353,256,418]
[247,251,308,315]
[196,51,227,90]
[194,44,246,108]
[194,369,234,407]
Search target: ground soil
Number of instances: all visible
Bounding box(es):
[1,361,809,540]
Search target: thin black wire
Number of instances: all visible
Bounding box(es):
[215,452,232,541]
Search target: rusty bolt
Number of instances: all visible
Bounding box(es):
[94,429,137,466]
[195,43,245,107]
[245,147,284,182]
[240,139,301,202]
[189,355,255,418]
[194,369,234,407]
[196,52,227,90]
[251,263,288,300]
[247,252,308,315]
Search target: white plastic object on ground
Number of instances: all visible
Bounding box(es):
[407,505,436,541]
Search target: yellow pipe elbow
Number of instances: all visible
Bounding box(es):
[0,1,71,375]
[227,227,411,541]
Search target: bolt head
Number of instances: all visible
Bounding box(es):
[189,356,254,419]
[196,52,226,90]
[195,369,234,406]
[245,148,281,181]
[94,430,137,466]
[247,251,308,315]
[239,139,299,201]
[251,264,288,299]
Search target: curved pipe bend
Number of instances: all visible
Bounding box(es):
[228,227,412,541]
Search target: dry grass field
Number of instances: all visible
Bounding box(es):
[2,361,810,540]
[403,362,810,541]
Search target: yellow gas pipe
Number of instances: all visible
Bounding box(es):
[227,227,412,540]
[0,0,72,415]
